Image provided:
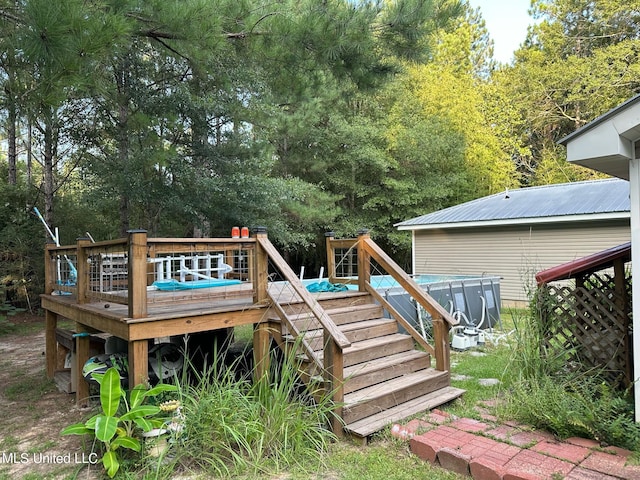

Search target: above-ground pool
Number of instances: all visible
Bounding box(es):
[305,274,501,330]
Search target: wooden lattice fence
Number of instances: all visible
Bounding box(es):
[537,271,632,388]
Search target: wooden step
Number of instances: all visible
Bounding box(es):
[269,289,373,312]
[342,369,449,424]
[343,350,431,394]
[287,318,398,351]
[278,303,384,333]
[344,386,466,439]
[316,333,415,368]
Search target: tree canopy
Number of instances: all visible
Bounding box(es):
[1,0,638,302]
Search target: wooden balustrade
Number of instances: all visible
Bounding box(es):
[325,231,457,373]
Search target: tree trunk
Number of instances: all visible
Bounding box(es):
[26,121,32,186]
[42,111,56,228]
[7,98,17,185]
[118,101,130,237]
[116,58,131,237]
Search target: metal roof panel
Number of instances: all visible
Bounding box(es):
[395,178,630,228]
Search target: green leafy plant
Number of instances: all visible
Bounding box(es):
[61,367,177,477]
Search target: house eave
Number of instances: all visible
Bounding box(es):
[396,212,630,231]
[560,95,640,179]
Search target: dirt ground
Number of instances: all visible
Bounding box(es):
[0,314,101,480]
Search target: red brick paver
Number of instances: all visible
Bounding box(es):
[530,439,591,464]
[579,450,640,480]
[565,437,600,449]
[503,449,575,479]
[565,466,619,480]
[450,417,492,433]
[486,425,555,448]
[438,447,472,476]
[402,414,640,480]
[410,425,478,463]
[470,457,508,480]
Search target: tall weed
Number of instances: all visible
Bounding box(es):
[170,340,336,477]
[500,375,640,450]
[500,297,640,451]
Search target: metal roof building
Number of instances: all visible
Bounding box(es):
[396,178,631,305]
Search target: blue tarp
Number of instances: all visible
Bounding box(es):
[305,281,348,293]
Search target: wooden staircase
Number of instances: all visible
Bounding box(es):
[269,291,464,441]
[256,231,464,442]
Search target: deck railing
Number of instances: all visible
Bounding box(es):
[44,230,259,318]
[325,230,457,372]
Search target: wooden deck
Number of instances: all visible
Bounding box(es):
[42,229,461,439]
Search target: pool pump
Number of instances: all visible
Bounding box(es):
[451,325,485,351]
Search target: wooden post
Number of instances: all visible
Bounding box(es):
[324,330,344,437]
[613,258,627,312]
[128,230,148,319]
[357,229,371,292]
[44,240,57,379]
[129,339,149,387]
[253,227,269,305]
[253,322,270,380]
[44,241,55,295]
[432,318,450,372]
[613,258,632,385]
[325,232,336,283]
[75,324,90,407]
[76,237,91,304]
[252,227,270,381]
[45,310,57,379]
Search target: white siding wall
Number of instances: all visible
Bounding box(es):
[412,220,630,305]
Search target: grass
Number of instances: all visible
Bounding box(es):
[4,371,56,402]
[448,343,513,418]
[323,439,464,480]
[137,338,338,479]
[445,309,518,418]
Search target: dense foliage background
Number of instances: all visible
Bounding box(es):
[1,0,638,306]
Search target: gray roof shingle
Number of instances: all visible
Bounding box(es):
[395,178,630,229]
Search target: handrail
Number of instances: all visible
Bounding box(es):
[359,236,458,327]
[256,234,348,433]
[356,234,457,372]
[269,295,326,373]
[256,235,351,349]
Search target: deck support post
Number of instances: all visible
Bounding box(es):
[324,331,344,437]
[252,227,271,381]
[253,322,270,381]
[44,240,55,295]
[325,232,336,283]
[127,230,149,386]
[357,230,371,292]
[253,227,269,305]
[75,323,91,407]
[45,310,57,379]
[129,339,149,387]
[128,230,148,319]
